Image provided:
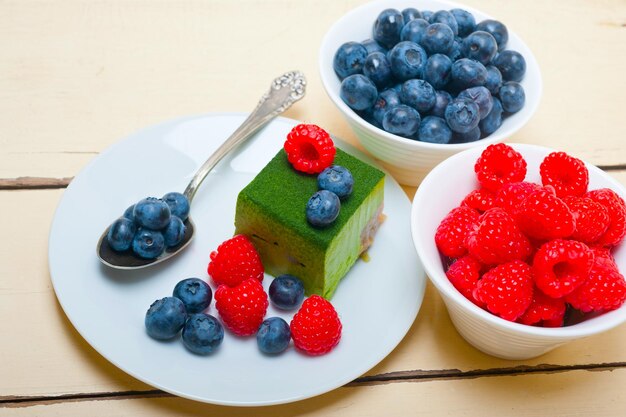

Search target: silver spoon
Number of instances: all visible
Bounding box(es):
[97,71,306,270]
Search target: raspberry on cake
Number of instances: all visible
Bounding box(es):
[234,144,385,299]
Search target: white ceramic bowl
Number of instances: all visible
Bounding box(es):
[319,0,542,186]
[411,143,626,360]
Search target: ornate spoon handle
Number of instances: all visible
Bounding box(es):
[183,70,306,202]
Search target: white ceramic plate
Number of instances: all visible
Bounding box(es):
[49,113,426,406]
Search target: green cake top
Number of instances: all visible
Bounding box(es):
[237,147,385,250]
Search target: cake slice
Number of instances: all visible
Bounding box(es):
[234,147,385,299]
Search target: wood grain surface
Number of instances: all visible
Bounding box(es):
[1,0,625,415]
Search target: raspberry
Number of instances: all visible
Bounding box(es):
[494,181,541,217]
[540,152,589,198]
[589,245,617,269]
[446,255,483,306]
[461,188,496,213]
[474,143,527,192]
[290,295,342,355]
[435,206,479,258]
[563,196,610,243]
[214,278,268,336]
[585,188,626,247]
[466,208,531,265]
[565,257,626,313]
[515,186,576,240]
[208,235,264,287]
[284,124,336,174]
[518,288,566,327]
[473,260,534,321]
[532,239,594,298]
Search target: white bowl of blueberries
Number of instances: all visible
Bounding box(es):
[319,0,542,186]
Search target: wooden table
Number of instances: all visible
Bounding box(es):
[1,1,625,415]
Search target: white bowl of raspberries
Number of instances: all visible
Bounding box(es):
[411,143,626,360]
[319,0,542,186]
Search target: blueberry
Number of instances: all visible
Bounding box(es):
[430,90,453,118]
[450,58,487,90]
[306,190,340,228]
[132,228,165,259]
[476,19,509,51]
[462,31,498,65]
[257,317,291,354]
[269,274,305,310]
[485,65,503,95]
[145,296,187,340]
[333,41,368,80]
[182,314,224,355]
[358,107,380,128]
[123,204,135,222]
[458,86,493,119]
[499,81,525,113]
[401,7,422,23]
[400,18,429,44]
[373,9,404,49]
[106,218,136,252]
[492,50,526,82]
[445,98,481,133]
[429,10,459,36]
[340,74,378,111]
[388,41,427,81]
[162,192,190,222]
[400,79,436,113]
[423,53,452,89]
[453,126,482,143]
[420,23,454,55]
[363,52,393,88]
[133,197,171,230]
[450,9,476,37]
[318,165,354,200]
[361,38,386,55]
[372,88,401,125]
[421,10,433,22]
[173,277,211,314]
[479,97,503,135]
[417,116,453,144]
[382,104,421,137]
[447,37,463,61]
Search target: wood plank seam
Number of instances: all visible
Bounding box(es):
[1,362,624,408]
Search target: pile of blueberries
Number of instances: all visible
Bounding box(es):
[145,275,306,355]
[106,192,189,259]
[306,165,354,227]
[334,8,527,144]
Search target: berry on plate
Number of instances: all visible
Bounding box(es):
[466,207,531,265]
[173,278,212,314]
[290,295,342,355]
[565,257,626,313]
[532,239,594,298]
[515,186,576,240]
[563,196,610,243]
[446,255,483,305]
[540,152,589,198]
[182,314,224,355]
[284,124,336,174]
[145,297,187,340]
[257,317,292,354]
[474,143,527,191]
[585,188,626,247]
[269,274,305,310]
[518,288,566,327]
[207,235,264,287]
[435,206,479,258]
[473,260,533,321]
[214,277,268,337]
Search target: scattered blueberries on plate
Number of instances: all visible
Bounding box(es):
[318,165,354,200]
[257,317,291,354]
[306,190,341,227]
[173,278,212,314]
[145,296,187,340]
[182,314,224,355]
[334,7,527,142]
[269,274,305,310]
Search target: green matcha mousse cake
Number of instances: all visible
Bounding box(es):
[234,148,385,299]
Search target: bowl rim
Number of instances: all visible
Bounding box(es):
[318,0,543,151]
[411,142,626,338]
